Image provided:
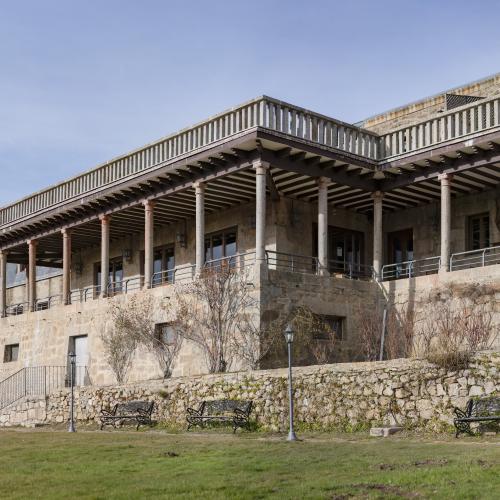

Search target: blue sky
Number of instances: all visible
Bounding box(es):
[1,0,499,206]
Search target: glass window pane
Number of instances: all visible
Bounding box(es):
[225,231,237,257]
[212,235,223,260]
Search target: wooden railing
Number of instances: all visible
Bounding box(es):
[380,95,500,158]
[0,97,378,229]
[2,95,500,229]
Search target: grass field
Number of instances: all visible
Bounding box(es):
[0,428,498,499]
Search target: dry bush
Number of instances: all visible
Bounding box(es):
[357,306,383,361]
[415,285,498,370]
[356,304,414,361]
[103,293,182,382]
[100,317,137,384]
[174,263,262,373]
[266,306,337,366]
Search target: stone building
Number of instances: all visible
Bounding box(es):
[1,74,499,386]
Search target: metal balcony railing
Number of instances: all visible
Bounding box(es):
[381,256,441,281]
[151,264,195,287]
[4,302,29,316]
[266,251,319,275]
[450,245,500,271]
[265,251,374,280]
[328,259,374,280]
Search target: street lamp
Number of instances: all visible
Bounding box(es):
[285,325,298,441]
[68,352,76,433]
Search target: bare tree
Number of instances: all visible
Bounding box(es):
[174,263,259,373]
[104,293,182,381]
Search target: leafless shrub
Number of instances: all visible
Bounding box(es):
[103,293,182,382]
[266,306,337,366]
[357,306,383,361]
[356,304,414,361]
[101,302,138,384]
[174,263,259,373]
[416,286,498,370]
[385,307,415,360]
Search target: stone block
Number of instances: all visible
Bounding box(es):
[370,426,403,437]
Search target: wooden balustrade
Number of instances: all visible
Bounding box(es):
[1,95,499,228]
[379,96,500,158]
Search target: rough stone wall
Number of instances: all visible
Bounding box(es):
[1,353,498,432]
[361,73,500,134]
[261,270,382,363]
[382,266,500,351]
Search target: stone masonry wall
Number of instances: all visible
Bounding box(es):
[2,352,498,432]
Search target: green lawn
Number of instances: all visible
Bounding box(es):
[0,428,498,499]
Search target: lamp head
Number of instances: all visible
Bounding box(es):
[285,325,294,344]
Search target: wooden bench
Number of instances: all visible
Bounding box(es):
[453,396,500,437]
[186,399,253,433]
[100,400,155,430]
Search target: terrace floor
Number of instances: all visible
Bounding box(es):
[0,428,498,499]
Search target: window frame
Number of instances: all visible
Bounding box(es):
[204,226,238,262]
[467,212,490,251]
[94,257,124,295]
[317,315,344,342]
[154,323,178,346]
[3,343,19,363]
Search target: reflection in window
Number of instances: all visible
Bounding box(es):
[468,213,490,251]
[95,258,123,295]
[205,228,238,264]
[152,246,175,286]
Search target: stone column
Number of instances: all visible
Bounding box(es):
[62,229,72,304]
[28,239,37,311]
[255,162,268,262]
[100,215,110,297]
[439,173,453,272]
[372,191,384,280]
[195,183,205,274]
[317,177,329,276]
[0,251,7,317]
[144,200,155,288]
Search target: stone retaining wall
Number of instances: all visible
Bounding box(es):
[1,352,498,431]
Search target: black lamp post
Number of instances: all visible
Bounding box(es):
[285,325,298,441]
[68,352,76,433]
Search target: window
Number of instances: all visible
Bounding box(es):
[205,228,237,262]
[313,225,365,274]
[152,246,175,286]
[94,257,123,295]
[35,300,49,311]
[321,316,344,341]
[467,213,490,251]
[155,323,177,345]
[4,344,19,363]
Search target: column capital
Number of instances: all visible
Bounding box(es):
[193,181,205,192]
[99,214,111,223]
[438,173,453,183]
[0,249,9,257]
[61,228,72,236]
[143,199,156,209]
[27,238,38,247]
[371,190,384,201]
[253,161,270,173]
[317,176,329,188]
